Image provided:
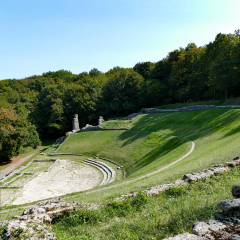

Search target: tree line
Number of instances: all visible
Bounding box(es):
[1,30,240,160]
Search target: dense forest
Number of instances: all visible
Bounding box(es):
[1,30,240,160]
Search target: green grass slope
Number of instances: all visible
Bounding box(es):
[59,109,240,176]
[52,168,240,240]
[56,109,240,203]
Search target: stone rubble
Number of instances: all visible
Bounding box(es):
[164,233,204,239]
[0,198,77,240]
[81,124,103,132]
[126,112,142,120]
[53,137,66,146]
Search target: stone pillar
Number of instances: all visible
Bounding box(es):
[72,114,80,132]
[98,116,105,125]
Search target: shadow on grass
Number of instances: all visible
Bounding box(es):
[115,109,240,175]
[119,109,240,145]
[224,125,240,138]
[127,136,187,175]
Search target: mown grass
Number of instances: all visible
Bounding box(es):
[59,109,240,178]
[34,155,87,161]
[55,109,240,204]
[101,120,132,129]
[58,129,190,178]
[18,139,57,168]
[21,161,53,173]
[52,168,240,240]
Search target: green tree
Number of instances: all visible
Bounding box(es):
[0,107,41,161]
[209,33,239,99]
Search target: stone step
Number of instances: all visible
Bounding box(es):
[84,160,109,185]
[84,159,116,185]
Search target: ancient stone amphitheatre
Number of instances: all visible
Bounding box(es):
[1,105,240,208]
[0,155,118,205]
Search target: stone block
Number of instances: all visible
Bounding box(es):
[232,185,240,198]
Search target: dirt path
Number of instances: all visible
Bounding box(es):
[0,154,35,179]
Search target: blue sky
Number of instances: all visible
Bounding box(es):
[1,0,240,80]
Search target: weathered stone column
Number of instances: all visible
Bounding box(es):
[98,116,105,125]
[72,114,80,132]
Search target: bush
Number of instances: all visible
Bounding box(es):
[165,185,187,197]
[53,209,103,228]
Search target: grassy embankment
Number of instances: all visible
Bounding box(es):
[52,168,240,239]
[55,108,240,204]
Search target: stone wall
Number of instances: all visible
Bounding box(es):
[80,124,103,132]
[145,105,240,113]
[126,112,142,120]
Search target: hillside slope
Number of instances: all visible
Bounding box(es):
[56,108,240,203]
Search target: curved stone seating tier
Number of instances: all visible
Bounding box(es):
[84,160,108,185]
[84,159,116,185]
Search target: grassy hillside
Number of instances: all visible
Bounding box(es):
[59,109,240,178]
[2,106,240,239]
[52,168,240,240]
[55,108,240,203]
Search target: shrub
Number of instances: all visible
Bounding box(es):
[165,185,187,197]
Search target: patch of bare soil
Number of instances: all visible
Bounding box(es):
[12,160,102,205]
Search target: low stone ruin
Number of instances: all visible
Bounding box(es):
[126,112,142,120]
[72,114,80,133]
[84,159,116,185]
[0,198,77,240]
[53,136,66,146]
[80,124,103,132]
[145,105,240,113]
[116,157,240,200]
